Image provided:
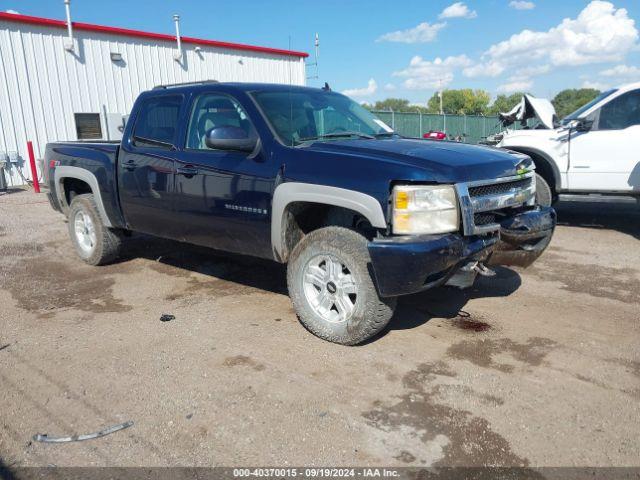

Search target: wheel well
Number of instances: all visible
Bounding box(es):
[280,202,377,262]
[509,149,558,194]
[62,177,92,208]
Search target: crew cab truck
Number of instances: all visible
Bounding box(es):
[45,81,555,345]
[496,82,640,206]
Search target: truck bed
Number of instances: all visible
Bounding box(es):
[45,141,125,228]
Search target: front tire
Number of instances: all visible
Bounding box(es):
[287,227,396,345]
[535,173,554,207]
[68,194,123,265]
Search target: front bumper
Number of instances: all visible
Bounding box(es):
[488,206,556,268]
[367,206,555,297]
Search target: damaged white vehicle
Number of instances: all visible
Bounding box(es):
[488,83,640,206]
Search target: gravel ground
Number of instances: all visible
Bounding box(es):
[0,189,638,469]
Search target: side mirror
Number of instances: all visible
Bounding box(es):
[205,126,257,152]
[574,118,594,132]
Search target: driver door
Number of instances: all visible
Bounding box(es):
[172,92,276,258]
[568,89,640,192]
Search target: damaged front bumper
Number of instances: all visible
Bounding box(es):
[367,206,555,297]
[488,206,556,268]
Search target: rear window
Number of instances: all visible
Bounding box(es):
[133,95,182,148]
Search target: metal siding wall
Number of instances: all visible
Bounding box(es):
[0,19,306,186]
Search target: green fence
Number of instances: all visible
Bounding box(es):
[371,111,519,144]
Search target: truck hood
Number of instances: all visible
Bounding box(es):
[302,138,530,183]
[499,94,557,129]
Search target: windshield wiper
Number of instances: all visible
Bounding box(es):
[298,131,375,142]
[322,131,375,139]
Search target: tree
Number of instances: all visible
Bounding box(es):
[488,93,525,115]
[551,88,600,119]
[369,98,412,112]
[426,89,491,115]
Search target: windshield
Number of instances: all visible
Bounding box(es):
[562,89,618,124]
[252,90,394,145]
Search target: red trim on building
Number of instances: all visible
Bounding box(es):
[0,11,309,58]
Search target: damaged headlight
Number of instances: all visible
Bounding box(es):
[392,185,459,235]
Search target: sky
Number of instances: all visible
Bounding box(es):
[3,0,640,106]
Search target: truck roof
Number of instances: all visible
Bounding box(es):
[144,81,331,96]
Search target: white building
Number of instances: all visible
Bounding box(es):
[0,9,307,187]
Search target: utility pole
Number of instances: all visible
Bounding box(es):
[306,33,320,80]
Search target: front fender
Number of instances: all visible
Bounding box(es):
[271,182,387,262]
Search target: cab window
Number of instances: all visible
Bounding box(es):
[186,94,256,150]
[132,95,182,148]
[596,90,640,130]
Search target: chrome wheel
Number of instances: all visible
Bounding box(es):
[302,254,358,324]
[74,210,97,255]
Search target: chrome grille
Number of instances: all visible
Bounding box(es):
[473,212,496,226]
[455,172,536,235]
[468,177,532,198]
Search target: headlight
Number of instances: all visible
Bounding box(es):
[392,184,459,235]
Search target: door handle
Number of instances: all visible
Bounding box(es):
[122,163,137,171]
[176,166,199,177]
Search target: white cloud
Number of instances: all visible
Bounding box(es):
[393,55,472,90]
[342,78,378,98]
[497,80,533,93]
[513,64,550,77]
[439,2,477,19]
[377,21,446,43]
[5,9,20,14]
[509,1,535,10]
[599,64,640,78]
[582,80,610,90]
[384,83,397,91]
[464,1,638,79]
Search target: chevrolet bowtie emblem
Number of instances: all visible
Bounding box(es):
[516,161,531,176]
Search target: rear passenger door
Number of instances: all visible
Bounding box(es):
[173,92,275,258]
[119,94,184,237]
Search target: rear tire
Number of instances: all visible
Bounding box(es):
[287,227,396,345]
[535,173,553,207]
[68,194,123,266]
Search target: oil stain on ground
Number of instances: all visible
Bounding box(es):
[0,256,131,317]
[362,361,538,469]
[449,311,492,333]
[222,355,265,371]
[0,242,44,257]
[446,337,557,373]
[528,252,640,304]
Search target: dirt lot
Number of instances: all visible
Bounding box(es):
[0,189,638,469]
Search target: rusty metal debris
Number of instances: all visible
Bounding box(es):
[32,421,133,443]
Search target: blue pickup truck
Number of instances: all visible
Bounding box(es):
[45,81,555,345]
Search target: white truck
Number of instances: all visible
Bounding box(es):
[493,82,640,206]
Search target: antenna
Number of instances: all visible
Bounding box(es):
[306,33,320,80]
[288,36,294,146]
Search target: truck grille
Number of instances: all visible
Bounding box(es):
[473,213,496,226]
[455,172,536,235]
[468,177,532,198]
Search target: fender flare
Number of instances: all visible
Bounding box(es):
[54,166,113,227]
[504,146,562,191]
[271,182,387,261]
